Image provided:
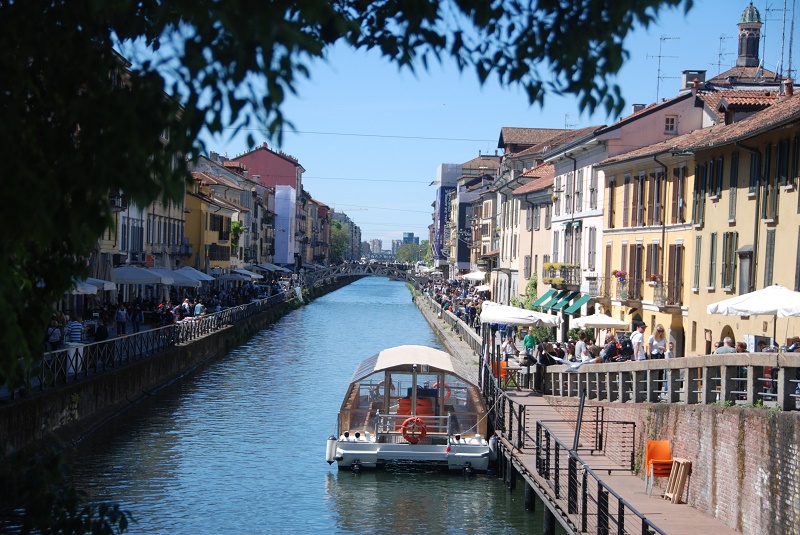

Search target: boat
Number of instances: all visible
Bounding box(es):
[325,345,495,473]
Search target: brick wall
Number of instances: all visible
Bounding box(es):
[549,398,800,534]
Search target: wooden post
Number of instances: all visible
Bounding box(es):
[524,482,536,511]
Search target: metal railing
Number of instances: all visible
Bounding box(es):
[5,292,294,401]
[535,421,666,535]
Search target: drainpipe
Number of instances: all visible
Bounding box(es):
[735,141,762,293]
[564,153,578,264]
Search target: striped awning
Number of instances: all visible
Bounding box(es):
[565,294,592,316]
[531,289,557,308]
[551,291,580,311]
[540,290,569,311]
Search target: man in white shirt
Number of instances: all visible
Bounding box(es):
[631,321,647,361]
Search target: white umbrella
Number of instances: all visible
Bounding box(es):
[217,273,249,281]
[479,301,561,327]
[233,268,264,280]
[71,280,98,295]
[571,313,630,329]
[176,266,216,282]
[84,277,116,291]
[112,265,163,284]
[707,285,800,342]
[148,268,201,288]
[462,271,486,281]
[474,284,491,292]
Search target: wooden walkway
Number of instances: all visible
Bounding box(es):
[501,391,740,535]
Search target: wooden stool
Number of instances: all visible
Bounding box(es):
[663,458,692,504]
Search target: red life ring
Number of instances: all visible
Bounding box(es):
[400,417,427,444]
[432,381,451,400]
[376,380,395,396]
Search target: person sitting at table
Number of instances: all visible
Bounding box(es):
[502,336,519,361]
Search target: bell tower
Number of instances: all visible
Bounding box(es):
[737,2,762,67]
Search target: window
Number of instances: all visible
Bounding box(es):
[664,115,677,134]
[564,227,573,264]
[526,205,533,231]
[554,177,562,216]
[693,236,702,289]
[762,143,777,220]
[764,229,776,286]
[729,153,739,221]
[588,226,597,270]
[692,163,706,226]
[777,138,789,186]
[590,170,598,209]
[533,204,541,230]
[607,177,616,228]
[708,233,717,288]
[121,217,128,250]
[714,156,724,197]
[524,255,531,279]
[574,226,582,266]
[653,171,663,225]
[621,242,628,273]
[748,151,761,193]
[622,175,631,227]
[721,231,738,290]
[544,203,552,229]
[645,242,660,280]
[575,169,583,213]
[634,173,645,226]
[553,231,560,263]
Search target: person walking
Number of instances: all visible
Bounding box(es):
[114,303,128,336]
[131,305,144,333]
[648,324,667,359]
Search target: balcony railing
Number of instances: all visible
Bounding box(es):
[654,280,683,307]
[614,278,644,301]
[541,263,581,290]
[588,276,612,298]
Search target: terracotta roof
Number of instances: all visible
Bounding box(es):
[708,66,781,84]
[598,93,800,165]
[498,127,570,150]
[223,161,247,171]
[511,126,604,159]
[698,89,778,122]
[461,155,501,169]
[512,163,555,194]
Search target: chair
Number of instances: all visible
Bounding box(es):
[644,440,674,495]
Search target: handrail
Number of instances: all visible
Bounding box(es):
[547,352,800,410]
[536,420,667,535]
[4,292,294,401]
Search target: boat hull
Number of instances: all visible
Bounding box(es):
[334,436,491,472]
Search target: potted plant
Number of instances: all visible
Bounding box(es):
[542,262,553,271]
[551,277,565,285]
[552,262,563,271]
[542,276,552,284]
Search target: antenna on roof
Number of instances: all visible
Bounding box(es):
[788,0,796,80]
[714,35,734,75]
[564,114,578,144]
[647,36,679,102]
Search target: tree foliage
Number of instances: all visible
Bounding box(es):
[395,243,426,263]
[329,221,349,262]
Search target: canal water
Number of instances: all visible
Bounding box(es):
[65,277,560,534]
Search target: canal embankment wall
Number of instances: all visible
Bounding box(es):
[1,277,357,462]
[414,294,800,534]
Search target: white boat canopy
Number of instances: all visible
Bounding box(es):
[349,345,479,387]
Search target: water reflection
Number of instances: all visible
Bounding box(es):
[54,278,555,534]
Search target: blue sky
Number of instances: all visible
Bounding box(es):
[202,1,797,247]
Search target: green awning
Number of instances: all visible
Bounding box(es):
[531,289,557,308]
[565,294,592,316]
[541,290,569,311]
[551,291,580,311]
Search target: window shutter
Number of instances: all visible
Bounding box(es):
[647,173,655,226]
[607,179,616,228]
[765,229,776,286]
[721,232,729,287]
[621,243,628,273]
[622,176,630,227]
[605,242,613,290]
[633,176,641,226]
[671,168,679,224]
[645,244,652,280]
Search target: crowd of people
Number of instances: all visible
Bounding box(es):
[47,276,296,350]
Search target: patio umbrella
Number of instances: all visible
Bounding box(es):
[571,313,630,329]
[462,271,486,281]
[148,268,201,288]
[71,280,98,295]
[706,285,800,343]
[474,284,491,292]
[112,265,162,284]
[479,301,561,327]
[176,266,216,282]
[84,277,116,291]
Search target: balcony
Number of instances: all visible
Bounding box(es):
[541,263,581,290]
[109,193,126,212]
[218,230,230,242]
[614,278,644,301]
[588,275,612,299]
[654,281,683,307]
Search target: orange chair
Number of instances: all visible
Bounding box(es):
[644,440,674,495]
[491,361,508,383]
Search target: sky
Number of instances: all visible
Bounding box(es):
[201,0,799,248]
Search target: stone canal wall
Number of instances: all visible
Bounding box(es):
[548,389,800,534]
[0,277,357,461]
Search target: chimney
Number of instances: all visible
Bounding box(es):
[681,69,706,89]
[692,78,699,96]
[632,103,646,114]
[785,78,794,97]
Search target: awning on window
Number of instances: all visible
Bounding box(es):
[551,291,580,311]
[565,294,592,316]
[541,290,569,311]
[531,289,557,308]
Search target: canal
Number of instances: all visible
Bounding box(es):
[65,277,562,534]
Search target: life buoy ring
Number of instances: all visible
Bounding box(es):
[432,381,451,400]
[376,380,395,396]
[400,417,427,444]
